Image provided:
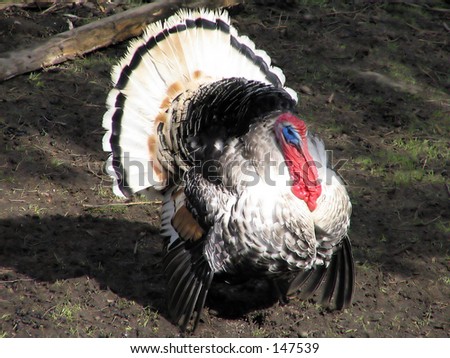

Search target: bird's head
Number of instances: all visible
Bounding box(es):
[274,113,322,211]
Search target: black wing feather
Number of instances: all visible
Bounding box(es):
[340,236,355,308]
[163,238,214,332]
[287,236,354,309]
[297,265,328,300]
[320,246,340,305]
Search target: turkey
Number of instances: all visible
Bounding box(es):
[102,8,354,332]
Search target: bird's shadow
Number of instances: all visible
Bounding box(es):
[1,214,166,313]
[206,279,281,319]
[0,214,283,324]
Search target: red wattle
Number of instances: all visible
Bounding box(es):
[284,137,322,212]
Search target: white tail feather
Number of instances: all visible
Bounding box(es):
[103,8,297,197]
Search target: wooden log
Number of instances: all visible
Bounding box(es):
[0,2,55,10]
[0,0,241,82]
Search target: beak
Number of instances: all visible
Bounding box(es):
[293,138,303,152]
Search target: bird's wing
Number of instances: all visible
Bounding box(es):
[287,235,354,310]
[161,187,214,332]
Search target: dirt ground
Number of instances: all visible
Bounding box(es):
[0,1,449,338]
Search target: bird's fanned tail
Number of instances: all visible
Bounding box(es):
[102,9,296,198]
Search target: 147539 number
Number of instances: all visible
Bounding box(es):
[273,342,319,354]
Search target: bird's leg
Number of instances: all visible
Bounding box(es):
[270,279,290,305]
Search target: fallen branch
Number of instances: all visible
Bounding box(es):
[0,0,96,12]
[0,0,242,82]
[0,1,58,11]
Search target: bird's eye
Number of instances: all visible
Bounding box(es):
[282,125,299,144]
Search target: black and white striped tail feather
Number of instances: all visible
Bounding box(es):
[102,8,297,198]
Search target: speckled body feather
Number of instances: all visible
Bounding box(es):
[102,9,354,332]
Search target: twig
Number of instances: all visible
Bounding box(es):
[327,92,335,104]
[42,115,67,126]
[32,144,57,155]
[0,268,15,275]
[86,161,104,179]
[418,39,447,45]
[405,22,423,33]
[413,216,442,227]
[351,69,419,95]
[0,278,34,284]
[322,6,370,17]
[42,305,58,318]
[40,2,59,15]
[83,201,162,209]
[443,22,450,33]
[406,3,450,14]
[324,24,345,34]
[417,65,439,86]
[390,245,413,256]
